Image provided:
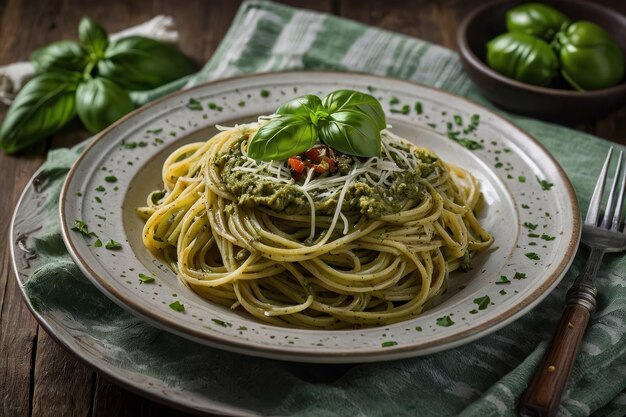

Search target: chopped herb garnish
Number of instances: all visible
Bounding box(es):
[473,295,491,310]
[436,315,455,327]
[514,272,527,280]
[138,273,155,283]
[124,142,137,149]
[523,222,538,230]
[260,89,270,98]
[469,309,478,314]
[518,176,526,183]
[415,326,422,332]
[186,98,202,111]
[94,239,102,247]
[528,233,540,238]
[521,204,530,209]
[169,301,185,312]
[496,275,510,284]
[71,220,96,237]
[537,177,554,190]
[525,252,540,260]
[389,96,400,105]
[95,196,102,203]
[457,139,483,150]
[414,101,423,114]
[105,240,122,250]
[427,123,437,128]
[390,104,410,115]
[208,102,223,111]
[76,192,83,197]
[96,186,105,192]
[211,318,232,327]
[499,289,507,295]
[154,138,164,144]
[507,174,513,179]
[105,175,117,183]
[541,234,556,241]
[454,115,463,126]
[495,162,503,168]
[381,341,398,348]
[238,326,248,331]
[146,128,163,134]
[238,100,246,107]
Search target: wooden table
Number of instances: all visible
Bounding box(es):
[1,1,625,416]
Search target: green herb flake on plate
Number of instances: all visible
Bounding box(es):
[186,98,202,111]
[138,273,155,284]
[169,301,185,312]
[436,315,455,327]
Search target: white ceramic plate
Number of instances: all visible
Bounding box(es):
[59,72,580,363]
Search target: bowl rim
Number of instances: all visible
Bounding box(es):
[457,0,626,97]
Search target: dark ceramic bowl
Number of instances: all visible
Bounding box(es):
[457,0,626,124]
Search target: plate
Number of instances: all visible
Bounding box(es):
[59,71,580,363]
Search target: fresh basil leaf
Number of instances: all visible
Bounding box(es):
[318,109,382,157]
[247,114,317,161]
[76,78,134,133]
[97,36,196,91]
[276,94,323,117]
[0,72,79,154]
[30,41,88,73]
[79,17,108,58]
[322,89,386,131]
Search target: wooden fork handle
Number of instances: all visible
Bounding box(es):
[519,304,591,417]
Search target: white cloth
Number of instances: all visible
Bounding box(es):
[0,15,179,105]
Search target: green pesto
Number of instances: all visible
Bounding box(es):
[218,138,441,218]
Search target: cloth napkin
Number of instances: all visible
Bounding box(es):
[21,1,626,416]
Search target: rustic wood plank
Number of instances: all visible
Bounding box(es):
[0,0,53,415]
[31,330,93,417]
[0,252,39,417]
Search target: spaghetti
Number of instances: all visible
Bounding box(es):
[138,120,493,328]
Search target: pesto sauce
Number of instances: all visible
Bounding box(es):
[219,138,441,218]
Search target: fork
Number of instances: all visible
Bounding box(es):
[519,148,626,417]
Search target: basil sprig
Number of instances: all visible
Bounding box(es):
[0,72,79,154]
[0,17,196,154]
[248,90,386,161]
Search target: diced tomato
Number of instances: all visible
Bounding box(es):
[291,146,340,181]
[289,157,305,180]
[304,146,325,163]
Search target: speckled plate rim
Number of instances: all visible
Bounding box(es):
[57,71,581,363]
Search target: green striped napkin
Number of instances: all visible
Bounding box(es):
[25,1,626,416]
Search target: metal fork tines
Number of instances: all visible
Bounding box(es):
[520,147,626,417]
[572,148,626,310]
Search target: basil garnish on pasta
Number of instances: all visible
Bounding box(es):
[247,89,386,161]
